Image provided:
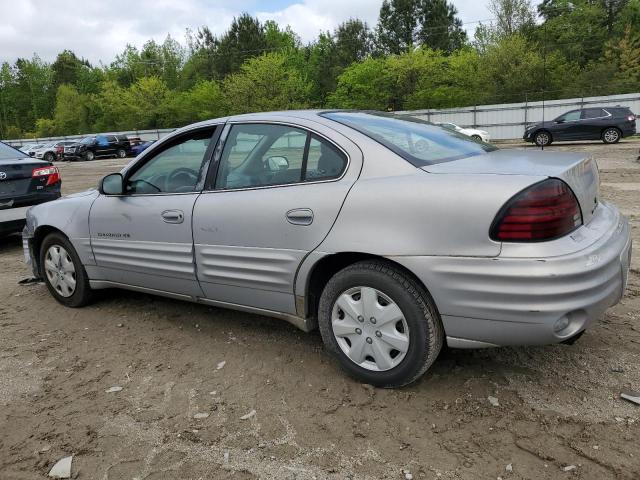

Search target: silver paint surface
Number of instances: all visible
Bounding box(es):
[22,110,632,348]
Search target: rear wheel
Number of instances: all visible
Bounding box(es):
[40,232,93,307]
[602,127,621,144]
[117,148,127,158]
[318,261,443,388]
[534,130,552,147]
[44,152,55,162]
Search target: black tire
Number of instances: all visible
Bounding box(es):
[117,148,127,158]
[85,150,95,161]
[39,232,93,308]
[534,130,552,147]
[471,134,482,141]
[44,152,55,162]
[318,260,444,388]
[602,127,621,144]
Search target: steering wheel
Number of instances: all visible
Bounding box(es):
[166,167,199,192]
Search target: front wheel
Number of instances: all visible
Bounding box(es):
[534,131,552,147]
[602,127,621,144]
[471,134,482,141]
[40,232,93,307]
[44,152,55,162]
[85,150,95,161]
[318,261,443,388]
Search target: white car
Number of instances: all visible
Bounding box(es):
[438,122,490,142]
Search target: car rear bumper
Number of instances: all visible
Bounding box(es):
[391,202,631,347]
[0,206,31,235]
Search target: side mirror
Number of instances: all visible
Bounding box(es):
[267,156,289,171]
[555,119,565,124]
[99,173,124,195]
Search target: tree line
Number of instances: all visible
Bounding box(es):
[0,0,639,139]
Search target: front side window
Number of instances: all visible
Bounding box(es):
[323,111,495,167]
[215,124,346,190]
[126,129,213,194]
[558,110,580,122]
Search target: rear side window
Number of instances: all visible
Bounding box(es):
[581,108,606,119]
[322,111,496,167]
[214,124,347,190]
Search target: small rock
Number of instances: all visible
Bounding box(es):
[240,409,256,420]
[505,463,513,473]
[216,361,226,370]
[209,391,217,395]
[562,465,577,472]
[610,366,624,373]
[488,396,500,407]
[48,455,72,478]
[40,445,51,453]
[116,323,123,328]
[193,412,210,419]
[593,445,599,450]
[223,451,229,463]
[105,386,123,393]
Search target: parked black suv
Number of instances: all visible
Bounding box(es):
[524,106,637,146]
[63,134,132,161]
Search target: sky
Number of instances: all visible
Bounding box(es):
[0,0,500,65]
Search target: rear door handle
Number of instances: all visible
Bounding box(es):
[161,209,184,224]
[286,208,314,226]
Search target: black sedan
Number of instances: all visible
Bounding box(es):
[524,106,637,146]
[0,141,61,236]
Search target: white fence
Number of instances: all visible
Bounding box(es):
[3,92,639,144]
[396,92,640,140]
[3,128,176,148]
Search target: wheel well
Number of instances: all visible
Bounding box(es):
[534,129,552,139]
[304,252,432,320]
[601,126,621,136]
[31,226,66,276]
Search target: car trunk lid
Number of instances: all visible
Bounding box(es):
[0,159,48,206]
[422,149,600,225]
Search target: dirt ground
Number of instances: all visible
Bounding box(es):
[1,142,639,480]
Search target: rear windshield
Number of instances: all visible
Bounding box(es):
[322,111,497,166]
[0,142,27,160]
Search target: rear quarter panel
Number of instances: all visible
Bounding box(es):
[316,171,544,257]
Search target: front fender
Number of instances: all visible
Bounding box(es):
[25,189,99,267]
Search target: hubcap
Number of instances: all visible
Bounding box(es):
[44,245,76,298]
[537,133,549,145]
[604,130,618,142]
[331,286,410,372]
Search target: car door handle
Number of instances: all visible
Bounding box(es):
[161,209,184,224]
[286,208,313,226]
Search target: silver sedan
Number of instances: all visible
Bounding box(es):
[22,111,632,387]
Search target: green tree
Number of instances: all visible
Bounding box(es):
[53,84,88,134]
[416,0,467,53]
[222,52,311,114]
[165,80,224,125]
[214,13,268,78]
[376,0,421,53]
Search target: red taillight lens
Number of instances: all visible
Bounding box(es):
[490,179,582,242]
[32,166,60,186]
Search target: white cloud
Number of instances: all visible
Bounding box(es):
[0,0,518,65]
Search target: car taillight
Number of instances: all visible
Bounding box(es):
[627,115,636,121]
[490,178,582,242]
[32,166,60,186]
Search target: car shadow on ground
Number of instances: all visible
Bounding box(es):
[0,232,22,250]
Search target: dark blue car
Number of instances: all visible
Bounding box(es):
[131,140,155,156]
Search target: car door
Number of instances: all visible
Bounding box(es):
[88,126,218,297]
[581,108,608,139]
[192,119,363,315]
[552,110,582,140]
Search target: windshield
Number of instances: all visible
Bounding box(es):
[322,111,496,166]
[80,137,95,144]
[0,142,29,160]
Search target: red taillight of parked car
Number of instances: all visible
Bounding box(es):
[490,178,582,242]
[32,166,61,186]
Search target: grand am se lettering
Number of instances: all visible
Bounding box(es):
[22,110,632,387]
